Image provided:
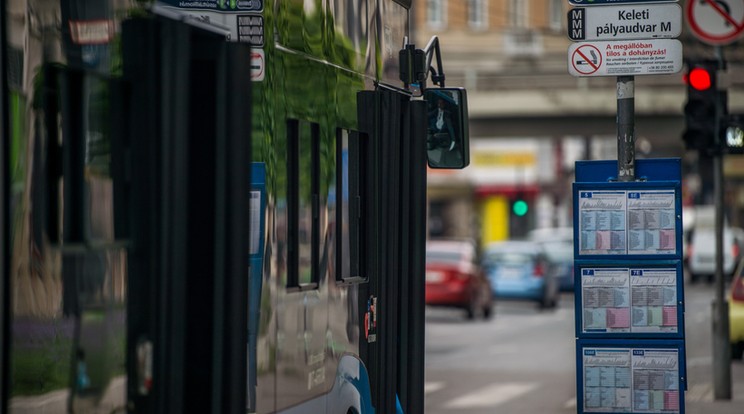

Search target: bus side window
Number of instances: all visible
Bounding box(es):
[287,119,321,289]
[391,0,412,9]
[337,129,366,283]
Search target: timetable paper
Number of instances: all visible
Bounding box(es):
[627,191,676,255]
[582,268,631,333]
[577,189,678,256]
[579,191,627,255]
[631,269,678,333]
[249,190,262,255]
[582,347,681,414]
[581,268,679,335]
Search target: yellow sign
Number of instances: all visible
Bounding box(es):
[473,151,536,167]
[481,196,509,243]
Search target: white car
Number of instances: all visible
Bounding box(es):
[686,210,743,283]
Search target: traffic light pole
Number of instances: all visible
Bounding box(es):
[712,46,732,401]
[614,66,735,397]
[617,76,635,181]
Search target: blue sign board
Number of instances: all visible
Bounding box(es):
[247,162,266,411]
[575,158,682,182]
[569,0,678,5]
[573,159,686,413]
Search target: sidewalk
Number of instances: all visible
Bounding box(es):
[684,360,744,414]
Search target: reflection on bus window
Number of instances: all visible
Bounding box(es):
[288,120,321,288]
[338,129,365,282]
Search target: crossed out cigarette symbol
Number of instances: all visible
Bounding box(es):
[573,44,602,75]
[688,0,744,43]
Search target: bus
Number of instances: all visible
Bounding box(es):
[0,1,469,413]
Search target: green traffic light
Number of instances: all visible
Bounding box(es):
[513,200,528,217]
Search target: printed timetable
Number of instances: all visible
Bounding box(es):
[581,268,680,335]
[578,190,677,256]
[581,347,682,414]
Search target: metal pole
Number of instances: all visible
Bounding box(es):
[712,45,731,400]
[617,76,635,181]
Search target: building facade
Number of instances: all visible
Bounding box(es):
[412,0,744,244]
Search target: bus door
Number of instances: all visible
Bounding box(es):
[2,7,253,414]
[121,15,252,414]
[357,88,428,414]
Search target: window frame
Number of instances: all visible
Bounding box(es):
[549,0,563,31]
[509,0,528,29]
[286,119,321,290]
[468,0,488,31]
[336,128,367,284]
[426,0,447,30]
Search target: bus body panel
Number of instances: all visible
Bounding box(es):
[1,1,418,413]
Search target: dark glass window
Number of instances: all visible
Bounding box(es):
[337,129,366,282]
[287,120,320,288]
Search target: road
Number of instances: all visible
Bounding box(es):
[424,281,744,413]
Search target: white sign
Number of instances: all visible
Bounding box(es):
[567,4,682,41]
[68,20,115,45]
[568,39,682,77]
[251,49,265,82]
[686,0,744,45]
[569,0,678,5]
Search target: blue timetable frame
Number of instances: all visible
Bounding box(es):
[573,159,685,414]
[574,261,684,339]
[576,339,686,414]
[248,162,266,411]
[573,181,682,261]
[575,159,682,183]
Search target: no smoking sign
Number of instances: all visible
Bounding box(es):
[687,0,744,45]
[568,39,683,77]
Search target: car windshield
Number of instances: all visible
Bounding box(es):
[426,250,464,264]
[541,241,573,262]
[484,252,534,266]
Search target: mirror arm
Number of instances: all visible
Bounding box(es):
[423,36,446,88]
[399,43,426,92]
[398,36,446,93]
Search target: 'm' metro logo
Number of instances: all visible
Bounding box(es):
[569,8,586,40]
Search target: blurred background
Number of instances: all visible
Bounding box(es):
[415,2,744,413]
[410,0,744,243]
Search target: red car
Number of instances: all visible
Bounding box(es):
[425,239,494,320]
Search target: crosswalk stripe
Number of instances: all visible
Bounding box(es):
[445,382,538,409]
[425,382,445,395]
[564,397,577,409]
[686,383,713,402]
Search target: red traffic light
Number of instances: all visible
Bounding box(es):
[687,67,712,91]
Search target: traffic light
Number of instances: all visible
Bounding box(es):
[725,115,744,154]
[509,194,530,238]
[682,61,727,151]
[512,199,529,217]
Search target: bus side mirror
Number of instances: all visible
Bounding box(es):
[424,87,469,169]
